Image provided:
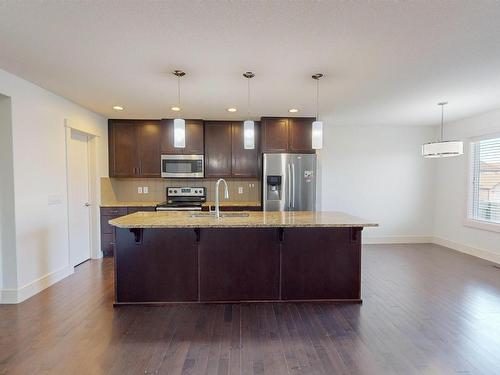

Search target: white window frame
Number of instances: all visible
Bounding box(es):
[464,132,500,233]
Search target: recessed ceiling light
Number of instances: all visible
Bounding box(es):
[289,108,299,113]
[113,106,124,111]
[171,106,181,112]
[227,108,237,112]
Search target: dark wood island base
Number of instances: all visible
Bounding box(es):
[114,227,363,305]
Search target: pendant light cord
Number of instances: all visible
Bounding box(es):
[247,77,251,117]
[316,78,320,121]
[177,75,181,110]
[440,104,444,141]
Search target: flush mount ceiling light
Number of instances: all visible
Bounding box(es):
[171,106,181,112]
[112,105,124,111]
[289,108,299,113]
[227,108,237,112]
[172,70,186,148]
[311,73,324,150]
[243,71,255,150]
[422,102,463,158]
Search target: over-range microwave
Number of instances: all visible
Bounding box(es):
[161,154,204,178]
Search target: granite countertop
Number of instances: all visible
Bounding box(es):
[109,211,378,229]
[202,201,261,207]
[101,201,261,208]
[100,201,162,207]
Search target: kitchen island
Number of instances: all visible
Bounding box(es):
[109,211,377,305]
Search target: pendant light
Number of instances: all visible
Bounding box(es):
[243,71,255,149]
[172,70,186,148]
[422,102,463,158]
[312,73,324,150]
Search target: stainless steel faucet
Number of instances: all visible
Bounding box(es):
[215,178,229,218]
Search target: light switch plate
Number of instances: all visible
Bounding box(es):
[48,194,63,205]
[238,186,243,194]
[138,187,143,194]
[143,186,149,194]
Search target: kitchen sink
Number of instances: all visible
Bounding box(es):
[190,212,250,218]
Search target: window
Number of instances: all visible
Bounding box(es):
[467,136,500,229]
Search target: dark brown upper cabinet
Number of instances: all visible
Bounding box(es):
[204,121,261,178]
[261,117,316,154]
[261,117,289,152]
[108,120,161,178]
[289,117,314,153]
[204,121,233,177]
[160,119,204,155]
[231,121,260,177]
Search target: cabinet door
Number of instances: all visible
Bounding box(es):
[160,119,176,154]
[281,228,361,300]
[185,120,204,154]
[160,119,204,155]
[231,121,260,177]
[204,121,232,177]
[109,121,139,177]
[199,228,280,301]
[289,117,315,153]
[261,118,289,152]
[137,121,161,177]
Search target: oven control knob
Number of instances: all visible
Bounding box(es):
[173,189,177,193]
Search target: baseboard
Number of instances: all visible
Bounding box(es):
[363,235,433,244]
[433,237,500,265]
[0,264,74,304]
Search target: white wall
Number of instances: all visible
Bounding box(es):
[319,124,436,243]
[433,109,500,263]
[0,94,17,294]
[0,69,107,303]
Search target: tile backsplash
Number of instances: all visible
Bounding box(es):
[101,177,261,203]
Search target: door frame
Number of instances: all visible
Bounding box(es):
[64,119,101,267]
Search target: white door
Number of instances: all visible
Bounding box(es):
[68,129,91,266]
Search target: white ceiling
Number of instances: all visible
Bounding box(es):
[1,1,500,126]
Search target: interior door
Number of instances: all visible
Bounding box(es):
[68,129,91,266]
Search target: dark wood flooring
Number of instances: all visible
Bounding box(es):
[1,244,500,374]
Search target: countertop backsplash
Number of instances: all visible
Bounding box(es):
[101,177,261,204]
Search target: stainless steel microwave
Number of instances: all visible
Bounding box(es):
[161,154,204,178]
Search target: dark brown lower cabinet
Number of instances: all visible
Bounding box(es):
[100,206,155,257]
[281,227,361,300]
[100,207,128,257]
[115,228,199,303]
[113,226,363,304]
[198,228,280,301]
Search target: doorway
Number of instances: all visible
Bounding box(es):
[67,129,91,266]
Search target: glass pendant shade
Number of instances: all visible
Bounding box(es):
[312,121,323,150]
[243,120,255,149]
[173,118,186,148]
[422,140,463,158]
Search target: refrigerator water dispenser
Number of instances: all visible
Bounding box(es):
[266,175,282,201]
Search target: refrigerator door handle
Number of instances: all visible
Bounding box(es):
[287,163,292,208]
[291,163,296,208]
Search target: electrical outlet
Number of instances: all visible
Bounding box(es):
[249,183,255,188]
[238,186,243,194]
[138,187,143,194]
[143,186,149,194]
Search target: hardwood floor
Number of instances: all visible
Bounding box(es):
[1,244,500,374]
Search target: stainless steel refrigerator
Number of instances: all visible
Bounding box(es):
[262,153,317,211]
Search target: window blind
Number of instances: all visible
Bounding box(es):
[468,136,500,224]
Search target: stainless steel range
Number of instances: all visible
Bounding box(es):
[156,187,206,211]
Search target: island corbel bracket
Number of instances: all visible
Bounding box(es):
[351,227,362,243]
[129,228,142,244]
[278,228,284,242]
